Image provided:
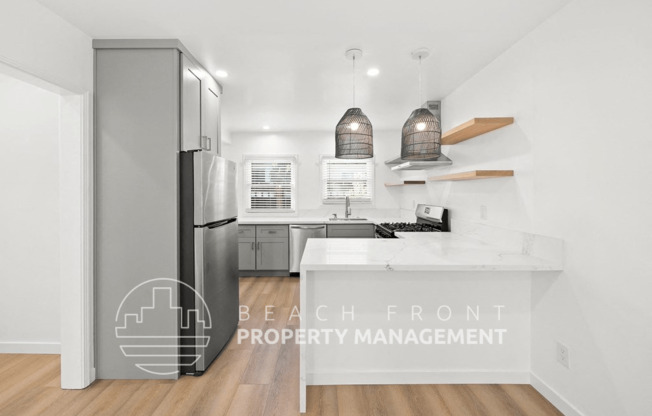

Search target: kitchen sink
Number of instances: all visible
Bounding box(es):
[328,217,368,221]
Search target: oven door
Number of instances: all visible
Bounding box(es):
[374,226,396,239]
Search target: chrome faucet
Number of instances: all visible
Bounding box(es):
[345,196,351,218]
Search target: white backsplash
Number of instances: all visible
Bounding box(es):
[240,207,403,220]
[450,218,564,268]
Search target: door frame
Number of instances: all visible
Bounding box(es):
[0,58,94,389]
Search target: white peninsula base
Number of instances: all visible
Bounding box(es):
[298,234,563,413]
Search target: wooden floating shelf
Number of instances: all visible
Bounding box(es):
[428,170,514,182]
[384,180,426,187]
[442,117,514,145]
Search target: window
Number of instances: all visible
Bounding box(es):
[321,156,374,204]
[244,156,297,212]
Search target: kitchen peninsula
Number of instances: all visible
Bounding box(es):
[298,231,563,412]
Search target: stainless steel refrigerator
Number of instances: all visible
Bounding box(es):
[179,151,239,375]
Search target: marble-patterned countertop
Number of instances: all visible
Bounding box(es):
[300,232,563,272]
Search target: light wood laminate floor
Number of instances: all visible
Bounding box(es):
[0,277,563,416]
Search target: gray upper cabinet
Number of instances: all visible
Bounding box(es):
[202,80,221,155]
[181,55,221,155]
[180,53,221,154]
[181,56,202,151]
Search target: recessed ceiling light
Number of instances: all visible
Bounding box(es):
[367,68,380,77]
[215,70,228,78]
[262,125,270,130]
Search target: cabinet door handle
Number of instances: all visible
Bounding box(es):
[201,135,211,150]
[257,242,261,250]
[251,242,255,250]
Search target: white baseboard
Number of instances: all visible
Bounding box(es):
[308,370,531,386]
[531,373,584,416]
[0,341,61,354]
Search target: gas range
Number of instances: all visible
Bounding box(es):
[375,205,449,238]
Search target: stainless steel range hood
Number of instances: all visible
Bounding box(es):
[384,154,453,171]
[386,100,452,171]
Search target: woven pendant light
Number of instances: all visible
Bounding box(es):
[335,49,373,159]
[401,48,441,161]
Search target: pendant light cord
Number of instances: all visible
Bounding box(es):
[418,55,423,107]
[352,55,356,108]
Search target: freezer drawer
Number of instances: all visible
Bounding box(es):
[290,224,327,273]
[192,219,239,372]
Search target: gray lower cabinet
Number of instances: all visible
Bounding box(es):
[327,224,375,238]
[238,223,375,272]
[257,238,289,270]
[238,239,256,270]
[238,225,289,272]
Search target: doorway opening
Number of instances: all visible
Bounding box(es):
[0,62,93,389]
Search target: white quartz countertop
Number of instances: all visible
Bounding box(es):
[300,232,563,272]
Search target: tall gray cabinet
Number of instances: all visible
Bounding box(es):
[94,40,222,379]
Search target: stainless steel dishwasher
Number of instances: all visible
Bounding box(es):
[289,224,327,273]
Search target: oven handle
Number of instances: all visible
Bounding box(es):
[374,227,393,238]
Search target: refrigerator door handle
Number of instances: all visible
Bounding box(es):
[193,229,206,370]
[251,242,254,250]
[206,217,237,229]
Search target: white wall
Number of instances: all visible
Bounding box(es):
[223,130,408,218]
[396,0,652,414]
[0,73,62,352]
[0,0,93,94]
[0,1,94,385]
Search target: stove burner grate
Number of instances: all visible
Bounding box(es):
[378,222,442,233]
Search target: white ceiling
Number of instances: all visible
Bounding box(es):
[38,0,571,133]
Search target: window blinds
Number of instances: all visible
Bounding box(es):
[245,158,296,212]
[321,157,374,203]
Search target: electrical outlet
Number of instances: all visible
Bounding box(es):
[480,205,488,220]
[557,342,570,369]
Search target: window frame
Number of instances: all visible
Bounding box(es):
[243,155,298,213]
[320,155,375,205]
